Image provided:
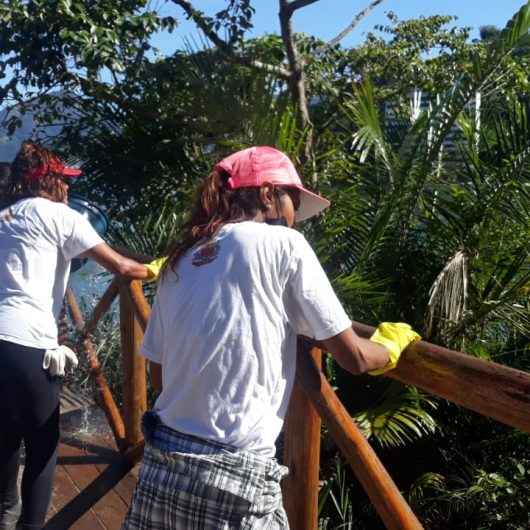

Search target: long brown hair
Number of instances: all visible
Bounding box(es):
[166,169,276,273]
[4,141,69,207]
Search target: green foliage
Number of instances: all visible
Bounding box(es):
[409,458,530,529]
[104,199,185,272]
[353,14,473,94]
[186,0,255,46]
[318,456,383,530]
[353,384,437,448]
[312,6,530,526]
[318,458,355,530]
[0,0,176,101]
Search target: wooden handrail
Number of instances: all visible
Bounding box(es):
[106,281,530,529]
[296,347,424,530]
[122,283,530,435]
[65,288,127,450]
[346,321,530,435]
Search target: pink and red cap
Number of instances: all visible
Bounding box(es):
[25,158,82,183]
[214,146,330,222]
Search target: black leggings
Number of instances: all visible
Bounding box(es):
[0,340,60,529]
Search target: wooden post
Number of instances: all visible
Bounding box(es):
[282,341,322,530]
[120,280,147,448]
[66,288,127,451]
[297,350,424,530]
[127,280,151,331]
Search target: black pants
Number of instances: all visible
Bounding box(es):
[0,340,60,530]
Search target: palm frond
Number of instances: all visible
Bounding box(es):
[108,199,185,257]
[408,472,447,507]
[426,250,468,340]
[343,79,395,182]
[353,383,438,448]
[450,247,530,340]
[496,0,530,56]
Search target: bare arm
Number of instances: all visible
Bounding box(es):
[321,326,390,374]
[82,242,150,279]
[148,361,162,394]
[111,245,154,263]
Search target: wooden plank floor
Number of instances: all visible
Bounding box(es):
[42,388,140,529]
[44,434,138,529]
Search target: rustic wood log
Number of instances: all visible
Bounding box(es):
[127,280,151,331]
[297,350,424,530]
[82,277,120,338]
[347,321,530,435]
[119,281,147,448]
[282,344,322,530]
[123,281,162,393]
[65,288,126,450]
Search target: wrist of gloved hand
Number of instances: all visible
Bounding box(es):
[42,345,79,377]
[368,322,421,376]
[145,257,168,282]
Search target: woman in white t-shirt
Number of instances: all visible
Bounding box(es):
[122,146,420,530]
[0,141,153,530]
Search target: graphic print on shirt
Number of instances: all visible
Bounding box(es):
[192,241,220,267]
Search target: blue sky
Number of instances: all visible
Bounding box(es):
[1,0,526,104]
[150,0,527,55]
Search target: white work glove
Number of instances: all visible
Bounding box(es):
[43,345,79,377]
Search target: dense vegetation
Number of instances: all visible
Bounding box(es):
[1,1,529,528]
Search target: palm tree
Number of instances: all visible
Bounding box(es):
[319,0,530,347]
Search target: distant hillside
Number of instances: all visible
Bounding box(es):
[0,108,37,162]
[0,106,64,162]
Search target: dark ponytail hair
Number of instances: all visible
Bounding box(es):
[165,169,268,273]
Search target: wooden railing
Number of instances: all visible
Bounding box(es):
[65,278,530,530]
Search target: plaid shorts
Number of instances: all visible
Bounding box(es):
[121,413,290,530]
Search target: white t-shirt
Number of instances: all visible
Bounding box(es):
[142,221,351,457]
[0,197,103,349]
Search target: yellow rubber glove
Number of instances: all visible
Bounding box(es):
[368,322,421,375]
[145,257,167,281]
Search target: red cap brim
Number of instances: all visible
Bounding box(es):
[61,166,82,178]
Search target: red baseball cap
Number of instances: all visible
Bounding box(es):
[25,157,82,182]
[214,146,330,222]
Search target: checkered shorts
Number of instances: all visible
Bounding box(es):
[121,413,290,529]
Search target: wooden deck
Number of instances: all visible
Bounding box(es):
[42,388,139,529]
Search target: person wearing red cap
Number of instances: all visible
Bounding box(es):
[0,141,154,530]
[122,146,420,530]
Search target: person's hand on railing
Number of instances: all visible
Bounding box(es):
[42,345,79,377]
[368,323,421,375]
[145,257,168,282]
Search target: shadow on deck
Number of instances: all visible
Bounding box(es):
[43,388,138,530]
